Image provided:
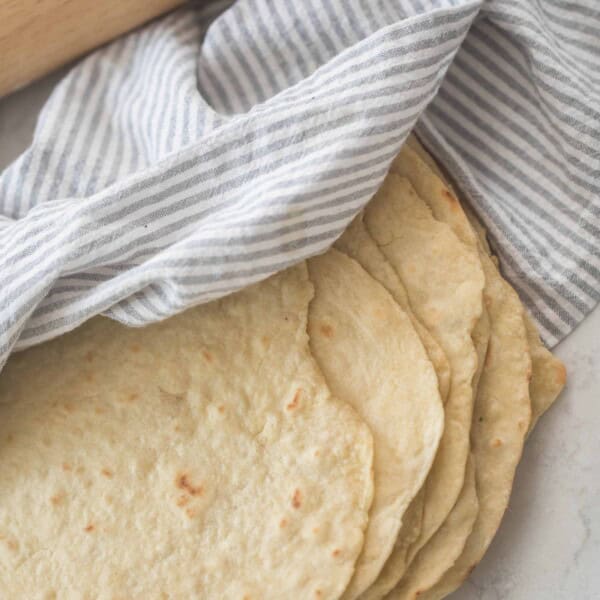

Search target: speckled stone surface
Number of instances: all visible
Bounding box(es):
[1,72,599,600]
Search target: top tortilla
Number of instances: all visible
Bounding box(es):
[0,264,374,599]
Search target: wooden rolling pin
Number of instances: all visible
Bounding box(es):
[0,0,186,98]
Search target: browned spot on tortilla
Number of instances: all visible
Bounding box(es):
[332,548,341,558]
[76,466,85,475]
[484,294,493,309]
[319,324,334,338]
[185,508,197,519]
[291,489,302,509]
[261,335,270,347]
[174,425,182,432]
[526,366,533,381]
[6,434,14,443]
[312,527,319,534]
[373,306,386,320]
[101,468,113,478]
[279,518,287,529]
[314,450,320,457]
[6,540,18,552]
[130,344,141,353]
[85,351,94,363]
[176,495,189,507]
[94,406,106,415]
[50,493,64,506]
[217,405,225,414]
[127,392,139,403]
[556,362,567,386]
[491,438,503,448]
[106,495,114,505]
[315,591,323,599]
[64,402,76,413]
[287,389,302,411]
[176,473,204,496]
[85,372,95,383]
[518,419,527,430]
[62,462,72,472]
[84,523,95,533]
[202,350,213,362]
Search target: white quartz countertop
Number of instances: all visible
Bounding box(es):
[1,72,598,600]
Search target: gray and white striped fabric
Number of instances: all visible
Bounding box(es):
[0,0,598,371]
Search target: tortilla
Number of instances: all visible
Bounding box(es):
[0,264,374,599]
[523,314,567,431]
[392,142,532,600]
[335,216,451,404]
[387,454,478,600]
[361,175,484,600]
[307,250,444,599]
[390,142,491,396]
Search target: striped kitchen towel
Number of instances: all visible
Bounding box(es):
[0,0,598,371]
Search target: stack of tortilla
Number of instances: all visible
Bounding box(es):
[0,136,566,599]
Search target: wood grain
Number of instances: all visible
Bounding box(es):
[0,0,185,98]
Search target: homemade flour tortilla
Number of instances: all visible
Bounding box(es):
[361,176,484,600]
[307,250,444,599]
[393,141,533,600]
[387,454,478,600]
[523,315,567,431]
[390,142,491,397]
[0,264,374,599]
[335,216,451,405]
